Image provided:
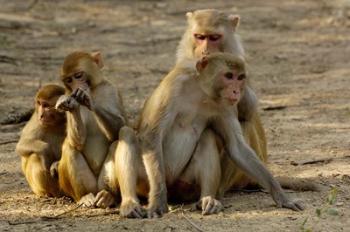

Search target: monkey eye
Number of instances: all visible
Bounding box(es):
[42,102,49,108]
[238,74,246,80]
[74,72,83,79]
[37,100,41,105]
[65,77,73,84]
[208,34,222,41]
[194,34,206,40]
[224,72,233,80]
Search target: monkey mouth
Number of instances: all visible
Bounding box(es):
[40,117,55,126]
[227,98,238,105]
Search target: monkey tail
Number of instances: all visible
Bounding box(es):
[276,176,323,192]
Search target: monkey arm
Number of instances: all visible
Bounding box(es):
[92,83,127,141]
[66,109,86,151]
[16,139,50,158]
[139,126,169,217]
[213,115,303,211]
[137,81,180,216]
[215,115,282,191]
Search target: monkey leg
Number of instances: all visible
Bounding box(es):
[95,141,120,209]
[58,142,97,205]
[218,113,267,197]
[178,129,223,215]
[22,155,61,197]
[115,126,147,218]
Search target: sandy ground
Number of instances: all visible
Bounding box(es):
[1,0,350,231]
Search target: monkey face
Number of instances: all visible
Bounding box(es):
[62,71,90,92]
[36,97,65,127]
[193,33,223,58]
[196,53,246,106]
[218,70,246,106]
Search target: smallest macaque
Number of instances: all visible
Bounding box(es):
[16,84,66,197]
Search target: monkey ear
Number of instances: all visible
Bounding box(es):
[91,51,104,69]
[228,14,240,29]
[196,57,208,73]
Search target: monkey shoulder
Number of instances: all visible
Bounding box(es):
[19,115,44,140]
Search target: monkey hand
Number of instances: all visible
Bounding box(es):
[196,196,223,215]
[55,95,79,112]
[147,191,169,218]
[78,193,96,207]
[40,155,54,171]
[72,88,93,110]
[50,161,59,179]
[94,190,115,209]
[272,190,304,211]
[120,199,146,218]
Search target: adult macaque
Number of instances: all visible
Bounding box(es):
[55,51,127,208]
[16,85,66,197]
[176,9,267,192]
[115,53,302,218]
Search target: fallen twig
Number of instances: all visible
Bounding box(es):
[263,105,287,111]
[41,204,82,220]
[291,158,333,166]
[84,209,119,218]
[0,140,18,145]
[7,219,38,225]
[7,204,83,225]
[181,207,204,232]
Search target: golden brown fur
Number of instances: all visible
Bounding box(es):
[16,84,66,197]
[56,51,127,208]
[115,53,303,219]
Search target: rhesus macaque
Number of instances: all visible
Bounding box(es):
[175,9,320,194]
[55,51,127,208]
[176,9,267,192]
[16,84,66,197]
[115,53,303,218]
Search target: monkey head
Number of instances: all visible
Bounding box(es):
[186,9,240,59]
[196,53,246,106]
[35,85,66,127]
[60,51,104,93]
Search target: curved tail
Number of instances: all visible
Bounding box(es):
[276,176,323,192]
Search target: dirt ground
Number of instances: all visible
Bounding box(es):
[0,0,350,231]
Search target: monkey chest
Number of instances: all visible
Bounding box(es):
[45,133,64,160]
[82,111,110,176]
[163,115,206,181]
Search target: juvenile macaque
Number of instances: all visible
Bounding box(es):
[16,84,66,197]
[115,53,302,218]
[56,51,127,208]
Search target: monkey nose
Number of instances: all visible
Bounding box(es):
[202,50,209,56]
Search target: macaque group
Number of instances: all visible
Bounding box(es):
[16,8,318,218]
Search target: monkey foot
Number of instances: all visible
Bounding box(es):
[50,161,59,179]
[197,196,223,215]
[94,189,115,208]
[120,199,146,218]
[147,200,169,218]
[272,191,304,211]
[78,193,96,207]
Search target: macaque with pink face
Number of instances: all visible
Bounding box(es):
[115,53,303,219]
